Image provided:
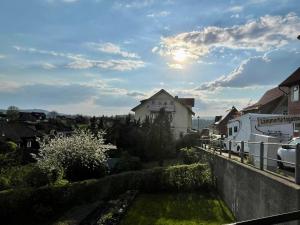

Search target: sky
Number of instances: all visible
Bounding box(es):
[0,0,300,117]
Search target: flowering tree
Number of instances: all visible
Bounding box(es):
[33,129,115,181]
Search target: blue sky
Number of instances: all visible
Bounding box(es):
[0,0,300,116]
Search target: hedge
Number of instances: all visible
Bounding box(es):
[0,163,213,225]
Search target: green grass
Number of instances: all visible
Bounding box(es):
[120,193,235,225]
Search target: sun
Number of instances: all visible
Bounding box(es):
[173,49,188,62]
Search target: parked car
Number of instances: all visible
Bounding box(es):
[277,137,300,169]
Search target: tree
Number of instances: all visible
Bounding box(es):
[145,109,175,165]
[6,106,19,121]
[33,129,115,181]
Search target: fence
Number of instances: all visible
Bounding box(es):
[198,139,300,184]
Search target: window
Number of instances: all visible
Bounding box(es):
[228,128,233,136]
[27,141,31,148]
[234,126,238,133]
[291,85,299,102]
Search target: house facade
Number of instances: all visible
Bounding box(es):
[242,87,288,115]
[131,89,195,139]
[212,106,240,136]
[279,67,300,134]
[279,67,300,115]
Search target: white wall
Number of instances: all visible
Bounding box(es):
[134,92,192,139]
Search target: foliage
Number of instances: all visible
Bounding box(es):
[0,163,212,224]
[144,109,175,164]
[113,151,142,173]
[33,129,115,181]
[175,133,198,150]
[6,106,20,121]
[0,164,58,191]
[179,147,202,164]
[0,141,22,169]
[120,193,235,225]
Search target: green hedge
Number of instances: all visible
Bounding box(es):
[0,163,212,225]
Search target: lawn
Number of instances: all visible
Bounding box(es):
[120,193,235,225]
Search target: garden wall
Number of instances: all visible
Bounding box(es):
[199,148,300,225]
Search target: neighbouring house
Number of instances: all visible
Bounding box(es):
[242,87,288,115]
[0,121,42,161]
[19,112,47,122]
[212,106,240,136]
[279,67,300,134]
[279,67,300,115]
[131,89,195,139]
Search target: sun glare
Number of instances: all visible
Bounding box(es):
[173,49,188,62]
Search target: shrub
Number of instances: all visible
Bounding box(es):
[0,163,213,224]
[179,147,202,164]
[33,129,116,181]
[113,152,142,173]
[175,133,198,150]
[0,164,60,191]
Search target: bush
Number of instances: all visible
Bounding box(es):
[175,133,198,150]
[33,129,116,182]
[179,147,202,164]
[0,163,212,224]
[113,152,142,173]
[0,164,60,191]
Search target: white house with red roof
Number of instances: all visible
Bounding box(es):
[131,89,195,139]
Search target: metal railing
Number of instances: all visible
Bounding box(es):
[197,139,300,184]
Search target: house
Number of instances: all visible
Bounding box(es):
[242,87,288,115]
[0,121,42,150]
[278,67,300,115]
[279,67,300,134]
[212,106,240,136]
[19,112,47,122]
[131,89,195,139]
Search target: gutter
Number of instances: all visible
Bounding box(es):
[278,86,289,95]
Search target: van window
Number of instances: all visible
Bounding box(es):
[234,126,238,133]
[228,128,233,136]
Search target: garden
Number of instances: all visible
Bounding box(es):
[0,110,235,225]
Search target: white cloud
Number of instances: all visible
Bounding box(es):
[154,13,300,61]
[0,54,6,59]
[41,62,56,70]
[66,59,145,71]
[85,42,139,58]
[14,45,145,71]
[114,0,154,9]
[227,6,243,13]
[167,63,184,70]
[147,11,170,18]
[196,49,300,91]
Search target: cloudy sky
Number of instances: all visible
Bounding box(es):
[0,0,300,117]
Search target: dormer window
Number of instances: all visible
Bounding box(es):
[291,85,299,102]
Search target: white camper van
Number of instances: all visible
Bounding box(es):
[224,113,294,153]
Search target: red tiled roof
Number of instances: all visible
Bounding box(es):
[279,67,300,87]
[178,98,195,107]
[242,87,287,111]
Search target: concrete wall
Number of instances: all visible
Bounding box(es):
[199,148,300,224]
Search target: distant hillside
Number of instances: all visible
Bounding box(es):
[192,118,214,130]
[0,109,50,114]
